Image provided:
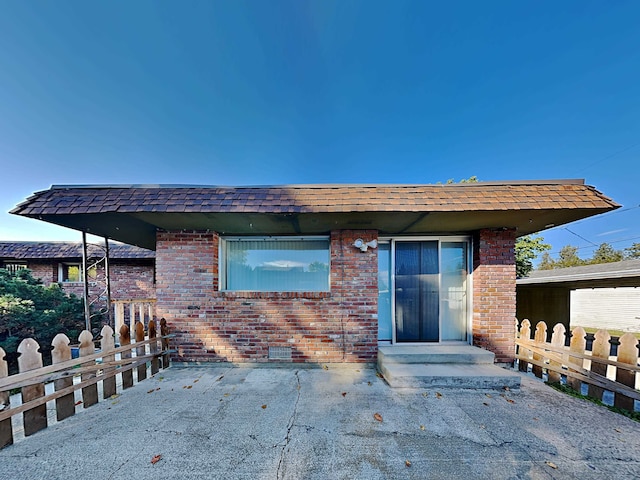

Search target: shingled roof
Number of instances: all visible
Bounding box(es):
[0,241,155,260]
[517,259,640,288]
[12,181,617,215]
[11,181,620,250]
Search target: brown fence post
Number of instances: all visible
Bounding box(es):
[79,330,98,408]
[160,318,170,369]
[0,347,12,448]
[51,334,75,421]
[588,329,611,401]
[149,320,159,375]
[532,321,547,378]
[101,326,116,399]
[517,319,531,372]
[17,338,47,436]
[614,333,639,411]
[120,324,133,389]
[547,323,565,384]
[567,326,586,392]
[135,321,147,382]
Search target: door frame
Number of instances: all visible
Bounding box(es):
[380,235,473,345]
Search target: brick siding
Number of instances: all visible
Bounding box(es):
[156,230,379,363]
[27,263,56,285]
[155,228,518,365]
[22,260,155,303]
[472,228,517,363]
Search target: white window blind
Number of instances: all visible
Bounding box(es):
[224,237,330,292]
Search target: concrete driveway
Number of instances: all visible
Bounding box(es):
[0,365,639,479]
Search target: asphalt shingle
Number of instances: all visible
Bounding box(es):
[9,181,619,217]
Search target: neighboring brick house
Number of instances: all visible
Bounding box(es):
[0,241,155,303]
[11,181,618,364]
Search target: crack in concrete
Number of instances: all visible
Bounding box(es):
[275,370,300,480]
[107,458,130,479]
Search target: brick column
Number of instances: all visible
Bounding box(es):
[155,230,217,361]
[472,228,517,364]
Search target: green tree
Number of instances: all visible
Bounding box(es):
[555,245,585,268]
[0,268,86,355]
[443,176,479,184]
[537,251,555,270]
[515,235,551,278]
[624,242,640,259]
[590,243,623,264]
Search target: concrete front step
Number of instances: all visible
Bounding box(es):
[377,345,521,389]
[379,362,522,389]
[378,344,496,365]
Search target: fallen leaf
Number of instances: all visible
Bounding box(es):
[367,381,372,386]
[614,428,622,433]
[322,365,329,370]
[373,413,383,422]
[485,393,492,398]
[193,379,199,383]
[435,392,443,399]
[216,375,224,381]
[151,454,162,465]
[405,460,412,468]
[422,392,429,398]
[341,392,347,397]
[505,398,515,404]
[156,387,160,391]
[533,417,539,421]
[223,393,230,397]
[419,425,425,431]
[261,404,267,409]
[186,385,192,389]
[109,394,121,400]
[376,372,384,379]
[503,386,510,392]
[479,424,486,429]
[483,402,489,406]
[147,389,155,394]
[75,401,82,406]
[545,461,558,469]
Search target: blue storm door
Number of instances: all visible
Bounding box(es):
[395,241,440,342]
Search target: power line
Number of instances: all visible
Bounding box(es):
[576,141,640,175]
[547,234,640,256]
[544,204,640,232]
[563,227,597,246]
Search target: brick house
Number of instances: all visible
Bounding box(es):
[0,241,155,303]
[11,181,618,365]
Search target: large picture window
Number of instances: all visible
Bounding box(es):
[221,237,330,292]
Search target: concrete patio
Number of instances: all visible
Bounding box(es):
[1,365,639,479]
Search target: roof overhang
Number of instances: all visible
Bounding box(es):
[11,181,620,250]
[25,208,615,251]
[517,264,640,289]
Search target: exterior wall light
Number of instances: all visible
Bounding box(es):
[353,238,378,252]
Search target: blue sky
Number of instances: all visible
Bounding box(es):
[1,1,639,261]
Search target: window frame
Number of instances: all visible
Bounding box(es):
[1,262,28,274]
[219,235,331,292]
[58,262,97,283]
